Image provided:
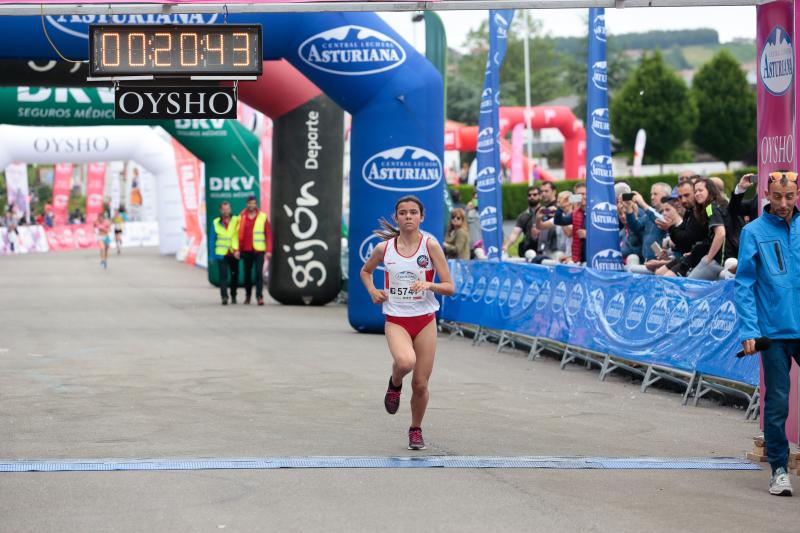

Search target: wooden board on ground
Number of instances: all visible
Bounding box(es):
[746,452,767,462]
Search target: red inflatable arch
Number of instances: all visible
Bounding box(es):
[451,106,586,180]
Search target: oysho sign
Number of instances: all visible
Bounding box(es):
[298,25,407,76]
[33,136,109,153]
[114,86,237,120]
[760,26,793,96]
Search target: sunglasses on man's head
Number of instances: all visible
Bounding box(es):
[768,171,799,182]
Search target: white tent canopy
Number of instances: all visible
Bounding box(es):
[0,124,183,254]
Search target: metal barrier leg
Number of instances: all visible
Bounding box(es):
[448,323,464,340]
[472,326,484,346]
[641,365,657,393]
[497,331,514,353]
[682,371,697,406]
[599,354,619,381]
[527,338,539,361]
[560,345,576,370]
[692,375,710,407]
[745,390,760,420]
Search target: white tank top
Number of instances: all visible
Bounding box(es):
[382,234,440,317]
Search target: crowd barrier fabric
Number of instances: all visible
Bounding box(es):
[0,225,47,255]
[0,222,159,255]
[442,261,759,387]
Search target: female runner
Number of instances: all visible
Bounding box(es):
[95,213,112,269]
[360,195,455,450]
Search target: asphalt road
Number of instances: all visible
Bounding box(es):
[0,248,796,532]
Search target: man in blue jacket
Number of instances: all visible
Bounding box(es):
[735,170,800,496]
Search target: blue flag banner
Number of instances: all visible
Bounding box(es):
[442,261,758,387]
[476,9,515,260]
[585,8,624,271]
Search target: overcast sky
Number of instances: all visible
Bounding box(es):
[379,6,756,52]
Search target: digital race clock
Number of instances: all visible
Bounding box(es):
[89,24,262,77]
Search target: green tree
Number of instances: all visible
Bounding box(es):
[446,17,572,123]
[611,51,698,166]
[691,49,756,166]
[446,75,481,125]
[562,31,634,120]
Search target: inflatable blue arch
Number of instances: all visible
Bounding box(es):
[0,12,444,332]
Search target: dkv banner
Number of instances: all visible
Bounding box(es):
[585,8,623,271]
[84,162,106,224]
[476,9,514,260]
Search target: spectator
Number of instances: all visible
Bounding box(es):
[554,183,586,263]
[6,222,19,253]
[735,170,800,496]
[644,198,682,272]
[657,180,707,277]
[614,181,631,200]
[530,182,561,261]
[444,208,470,260]
[626,183,671,262]
[70,208,84,224]
[688,177,736,280]
[43,206,54,228]
[464,193,481,254]
[502,186,541,258]
[710,176,728,202]
[4,203,17,227]
[618,197,642,262]
[673,170,697,196]
[458,162,469,184]
[729,173,759,224]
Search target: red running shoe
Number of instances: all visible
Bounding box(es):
[408,427,426,450]
[384,376,401,415]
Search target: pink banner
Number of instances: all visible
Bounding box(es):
[44,224,98,252]
[758,1,795,193]
[510,123,525,184]
[172,140,204,265]
[260,118,273,217]
[52,163,73,226]
[85,162,106,225]
[757,0,798,445]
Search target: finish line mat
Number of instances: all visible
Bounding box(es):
[0,456,760,472]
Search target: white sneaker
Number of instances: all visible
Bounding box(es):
[769,467,794,496]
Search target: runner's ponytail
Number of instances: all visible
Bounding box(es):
[374,218,400,241]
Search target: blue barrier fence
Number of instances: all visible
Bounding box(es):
[441,261,759,387]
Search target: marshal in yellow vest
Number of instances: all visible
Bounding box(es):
[213,216,240,256]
